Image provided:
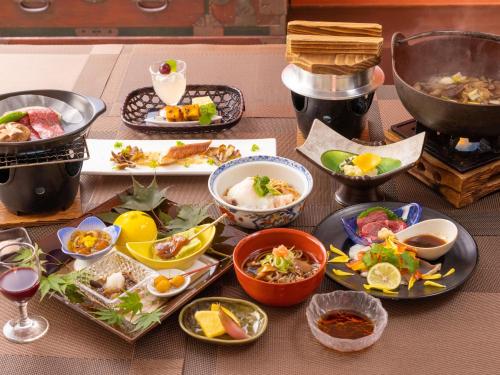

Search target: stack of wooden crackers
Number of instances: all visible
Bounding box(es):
[286,21,383,75]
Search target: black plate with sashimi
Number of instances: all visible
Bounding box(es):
[341,203,422,246]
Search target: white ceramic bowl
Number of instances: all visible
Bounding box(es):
[208,155,313,229]
[306,291,388,352]
[147,268,191,298]
[396,218,458,261]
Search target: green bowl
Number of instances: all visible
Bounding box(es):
[178,297,268,345]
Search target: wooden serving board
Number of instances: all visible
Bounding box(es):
[37,190,245,342]
[385,130,500,208]
[0,191,83,229]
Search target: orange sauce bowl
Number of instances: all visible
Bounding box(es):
[233,228,327,307]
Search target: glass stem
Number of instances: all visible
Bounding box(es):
[16,302,30,327]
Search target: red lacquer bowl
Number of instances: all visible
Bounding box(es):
[233,228,327,307]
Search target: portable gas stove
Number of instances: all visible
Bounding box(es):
[385,119,500,208]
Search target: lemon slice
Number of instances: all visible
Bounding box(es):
[367,262,401,290]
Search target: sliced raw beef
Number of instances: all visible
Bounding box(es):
[356,210,388,229]
[27,108,64,139]
[357,208,408,243]
[359,221,391,242]
[17,114,40,140]
[387,219,407,232]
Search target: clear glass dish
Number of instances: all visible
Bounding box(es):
[306,291,388,352]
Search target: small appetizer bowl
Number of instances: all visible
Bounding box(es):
[395,218,458,261]
[233,228,327,306]
[208,155,313,230]
[306,291,388,352]
[147,269,191,298]
[126,224,216,270]
[297,119,425,206]
[179,296,268,345]
[57,216,121,263]
[342,203,422,246]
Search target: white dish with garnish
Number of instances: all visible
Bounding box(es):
[81,138,276,176]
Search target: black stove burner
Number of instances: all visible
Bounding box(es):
[391,120,500,173]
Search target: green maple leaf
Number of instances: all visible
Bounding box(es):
[165,204,211,235]
[94,309,124,327]
[117,291,143,317]
[118,176,169,212]
[133,309,163,332]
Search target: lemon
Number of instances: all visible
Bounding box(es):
[367,262,401,290]
[353,153,382,173]
[114,211,157,253]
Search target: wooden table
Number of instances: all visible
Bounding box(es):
[0,44,499,375]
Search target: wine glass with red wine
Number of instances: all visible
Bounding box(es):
[0,242,49,343]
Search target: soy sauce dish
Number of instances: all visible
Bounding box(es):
[306,291,388,352]
[396,219,458,261]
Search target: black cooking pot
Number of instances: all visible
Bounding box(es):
[282,64,384,139]
[0,90,105,215]
[0,160,82,215]
[392,30,500,138]
[291,91,375,139]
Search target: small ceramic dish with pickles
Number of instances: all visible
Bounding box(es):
[126,224,216,270]
[179,297,268,345]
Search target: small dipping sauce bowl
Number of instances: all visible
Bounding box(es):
[306,291,388,352]
[396,218,458,261]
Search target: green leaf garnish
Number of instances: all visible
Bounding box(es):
[117,291,143,317]
[94,309,124,327]
[253,175,270,197]
[357,207,399,221]
[176,141,185,146]
[198,103,217,126]
[165,204,211,235]
[251,144,260,152]
[207,158,215,166]
[133,309,163,332]
[114,141,123,149]
[148,160,159,169]
[118,176,169,212]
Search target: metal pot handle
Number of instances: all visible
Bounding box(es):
[134,0,168,12]
[16,0,51,13]
[393,30,500,46]
[87,96,106,119]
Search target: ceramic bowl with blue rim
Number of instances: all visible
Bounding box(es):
[341,203,422,246]
[208,155,313,230]
[57,216,121,261]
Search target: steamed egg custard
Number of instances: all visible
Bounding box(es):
[223,176,300,210]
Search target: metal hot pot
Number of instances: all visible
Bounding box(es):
[282,64,384,139]
[0,90,105,215]
[392,30,500,138]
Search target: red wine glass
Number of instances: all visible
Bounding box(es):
[0,242,49,343]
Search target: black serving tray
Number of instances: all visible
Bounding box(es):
[121,85,244,134]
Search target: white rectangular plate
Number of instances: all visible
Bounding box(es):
[82,138,277,176]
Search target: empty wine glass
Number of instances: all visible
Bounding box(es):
[0,242,49,343]
[149,59,187,105]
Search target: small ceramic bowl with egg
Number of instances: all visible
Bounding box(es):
[57,216,121,268]
[208,155,313,230]
[395,218,458,261]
